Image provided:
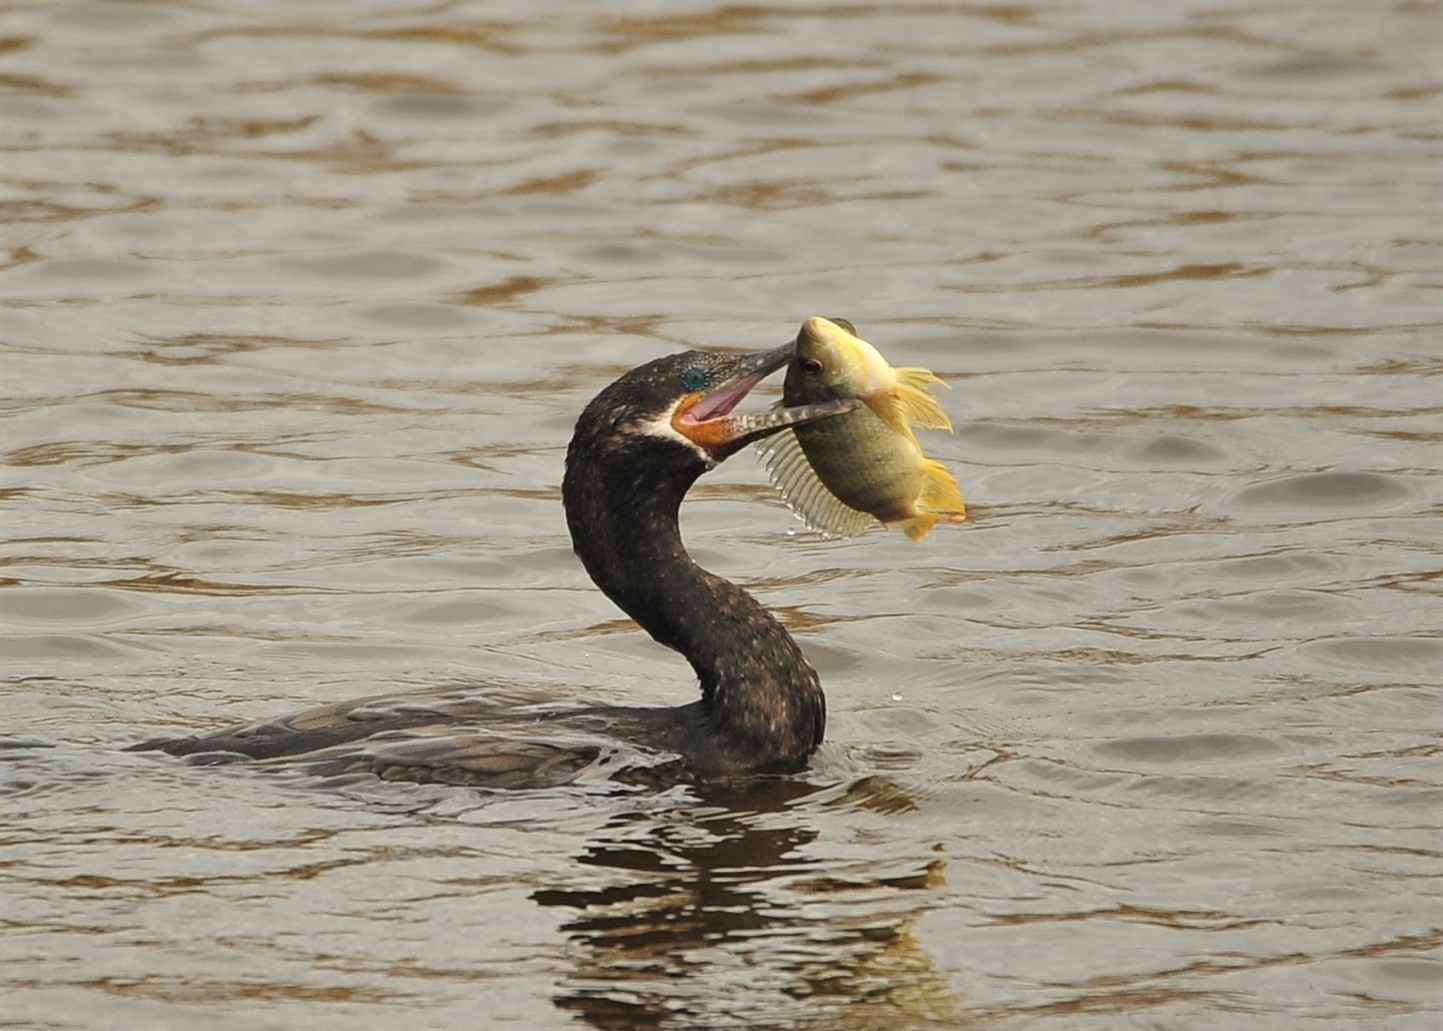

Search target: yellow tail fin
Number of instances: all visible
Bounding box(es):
[919,459,966,517]
[893,462,965,542]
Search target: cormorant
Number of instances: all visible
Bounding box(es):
[129,341,856,789]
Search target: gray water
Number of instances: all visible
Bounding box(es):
[2,2,1441,1028]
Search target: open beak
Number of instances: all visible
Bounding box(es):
[672,342,858,461]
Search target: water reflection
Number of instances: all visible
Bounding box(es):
[536,779,960,1030]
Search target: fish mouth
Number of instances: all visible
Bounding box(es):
[673,342,857,460]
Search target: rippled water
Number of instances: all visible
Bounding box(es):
[3,1,1441,1028]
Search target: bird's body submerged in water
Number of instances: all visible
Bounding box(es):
[129,343,857,788]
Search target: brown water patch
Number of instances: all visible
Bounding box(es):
[456,275,559,306]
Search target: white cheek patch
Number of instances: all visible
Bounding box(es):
[629,403,718,468]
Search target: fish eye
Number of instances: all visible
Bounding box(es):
[681,366,712,391]
[800,357,823,374]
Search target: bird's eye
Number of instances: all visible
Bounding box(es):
[800,357,824,374]
[681,366,712,391]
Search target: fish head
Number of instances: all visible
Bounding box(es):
[786,316,897,402]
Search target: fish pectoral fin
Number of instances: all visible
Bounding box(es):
[919,459,966,517]
[894,367,954,431]
[756,428,876,539]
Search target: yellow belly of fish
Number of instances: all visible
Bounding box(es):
[792,405,924,522]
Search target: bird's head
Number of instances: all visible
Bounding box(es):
[570,343,857,476]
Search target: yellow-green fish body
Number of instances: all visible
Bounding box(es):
[760,316,965,542]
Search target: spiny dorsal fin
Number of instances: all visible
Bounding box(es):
[894,367,953,431]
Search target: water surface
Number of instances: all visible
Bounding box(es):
[2,1,1441,1028]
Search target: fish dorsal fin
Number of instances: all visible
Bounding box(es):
[756,428,876,539]
[893,367,953,431]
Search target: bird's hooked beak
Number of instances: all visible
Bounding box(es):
[672,342,858,461]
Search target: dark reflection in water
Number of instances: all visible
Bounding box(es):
[536,779,960,1031]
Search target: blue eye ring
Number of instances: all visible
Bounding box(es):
[681,366,712,392]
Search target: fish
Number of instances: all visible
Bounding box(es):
[758,316,965,542]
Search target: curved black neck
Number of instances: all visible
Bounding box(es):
[564,436,824,774]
